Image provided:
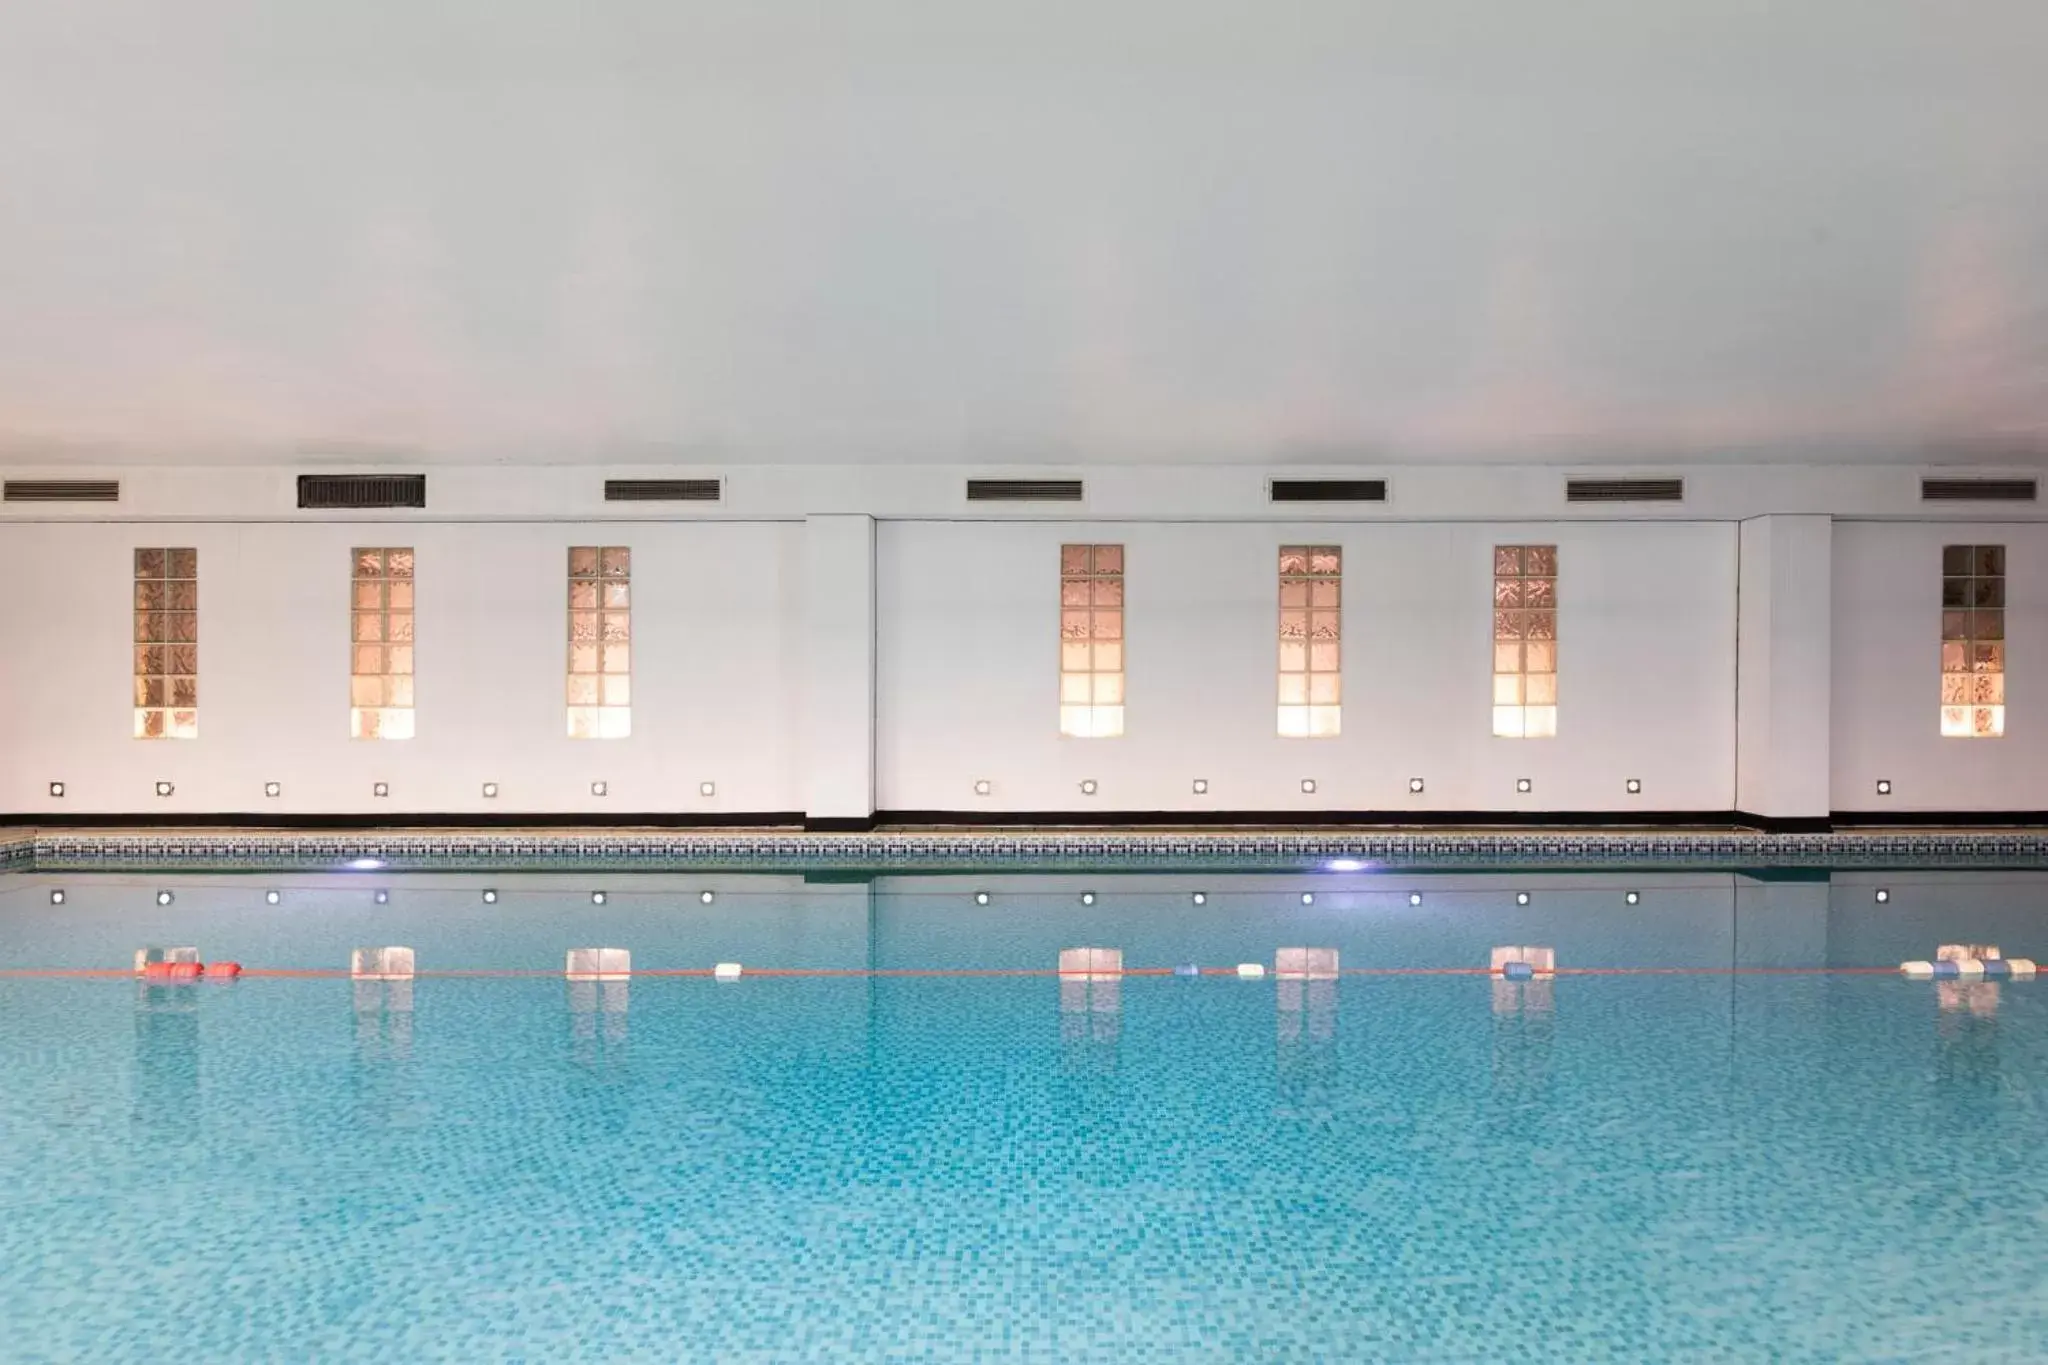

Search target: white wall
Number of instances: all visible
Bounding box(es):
[0,520,804,814]
[1833,520,2047,811]
[1735,516,1832,819]
[876,519,1737,812]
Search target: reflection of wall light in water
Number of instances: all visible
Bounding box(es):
[1326,859,1364,872]
[349,858,385,871]
[156,891,173,905]
[1301,893,1315,906]
[1408,892,1422,906]
[374,891,389,904]
[265,890,281,905]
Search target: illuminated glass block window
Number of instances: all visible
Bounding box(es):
[133,548,198,739]
[1492,544,1557,738]
[1059,544,1125,738]
[1941,544,2004,738]
[568,546,632,738]
[1278,545,1341,737]
[350,548,415,739]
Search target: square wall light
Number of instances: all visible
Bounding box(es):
[1626,779,1642,794]
[974,780,992,796]
[591,781,608,797]
[481,782,499,799]
[1192,779,1209,795]
[1876,780,1892,795]
[48,782,64,798]
[372,782,390,798]
[264,782,282,798]
[155,781,174,798]
[699,782,716,797]
[1080,779,1098,795]
[1408,778,1424,794]
[1516,778,1532,794]
[1300,779,1317,795]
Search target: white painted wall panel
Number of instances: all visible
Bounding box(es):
[0,521,804,814]
[1832,521,2048,811]
[875,520,1736,812]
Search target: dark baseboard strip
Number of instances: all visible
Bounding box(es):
[10,811,806,831]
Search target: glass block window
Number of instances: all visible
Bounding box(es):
[1492,545,1557,738]
[1059,544,1125,738]
[1278,545,1341,737]
[568,546,632,739]
[350,548,415,739]
[133,548,198,739]
[1942,544,2004,738]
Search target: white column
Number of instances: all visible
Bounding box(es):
[1736,514,1832,822]
[803,514,877,825]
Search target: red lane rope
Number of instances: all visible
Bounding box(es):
[0,964,1962,979]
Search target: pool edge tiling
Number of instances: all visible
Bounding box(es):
[19,825,2048,872]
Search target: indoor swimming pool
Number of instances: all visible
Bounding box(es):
[5,869,2048,1361]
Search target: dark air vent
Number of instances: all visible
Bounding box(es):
[297,474,427,509]
[3,480,120,503]
[604,478,722,502]
[966,479,1084,503]
[1269,479,1387,503]
[1922,478,2037,503]
[1565,478,1685,503]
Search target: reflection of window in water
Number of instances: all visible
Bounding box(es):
[1276,980,1337,1119]
[1489,981,1555,1141]
[1935,982,2002,1099]
[569,980,630,1054]
[1060,978,1120,1060]
[133,984,199,1138]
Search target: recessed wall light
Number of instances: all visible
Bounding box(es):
[1875,888,1890,904]
[1625,891,1640,905]
[1876,780,1892,796]
[1080,779,1098,795]
[1080,891,1096,905]
[156,891,173,906]
[699,781,716,797]
[1408,892,1422,906]
[1625,779,1642,794]
[482,889,498,904]
[47,782,64,798]
[1515,778,1532,794]
[264,782,282,798]
[155,781,174,798]
[1408,778,1425,794]
[700,890,715,904]
[591,781,607,797]
[481,782,499,798]
[266,890,282,905]
[1192,892,1207,905]
[1192,779,1209,795]
[974,780,992,796]
[49,890,65,906]
[1301,892,1315,905]
[974,892,990,905]
[374,890,389,905]
[1300,779,1317,795]
[372,782,389,798]
[591,891,607,905]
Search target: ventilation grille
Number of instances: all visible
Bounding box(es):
[297,474,427,509]
[3,479,120,503]
[966,479,1084,503]
[1565,478,1685,503]
[1269,479,1387,503]
[1922,478,2037,503]
[604,478,722,502]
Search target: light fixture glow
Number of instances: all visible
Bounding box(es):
[591,781,607,797]
[974,779,991,796]
[155,781,174,797]
[48,782,64,798]
[1301,892,1315,905]
[49,890,65,905]
[1408,777,1424,793]
[348,858,384,871]
[372,782,389,798]
[264,782,282,798]
[265,890,281,905]
[699,781,716,797]
[1515,778,1532,794]
[1192,779,1209,795]
[1326,858,1364,872]
[1515,892,1530,905]
[1876,779,1892,795]
[481,782,499,798]
[974,892,990,905]
[1408,892,1422,906]
[374,890,389,904]
[591,891,607,905]
[1625,779,1642,794]
[1625,891,1640,905]
[1080,779,1098,795]
[1192,892,1207,905]
[1300,779,1317,794]
[156,891,173,906]
[1875,888,1890,903]
[482,889,498,903]
[1080,891,1096,905]
[700,890,715,904]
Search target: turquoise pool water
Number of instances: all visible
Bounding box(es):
[4,870,2048,1361]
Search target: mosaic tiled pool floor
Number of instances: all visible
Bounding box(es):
[5,871,2048,1361]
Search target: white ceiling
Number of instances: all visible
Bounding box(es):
[1,0,2045,467]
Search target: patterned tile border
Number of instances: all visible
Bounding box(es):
[16,826,2048,872]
